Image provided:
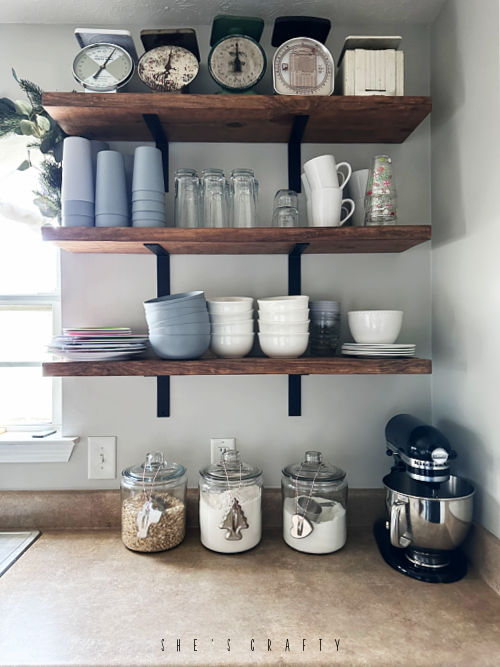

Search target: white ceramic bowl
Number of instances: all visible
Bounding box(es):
[258,320,309,334]
[207,297,254,314]
[258,310,309,323]
[209,312,253,324]
[211,321,254,335]
[258,333,309,358]
[257,295,309,312]
[348,310,403,344]
[210,333,255,358]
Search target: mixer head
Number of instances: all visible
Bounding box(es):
[385,414,456,483]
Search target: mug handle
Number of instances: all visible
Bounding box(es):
[336,162,352,189]
[340,198,355,226]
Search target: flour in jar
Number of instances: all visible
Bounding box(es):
[283,496,346,554]
[200,484,262,553]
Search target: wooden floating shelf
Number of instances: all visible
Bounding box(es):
[43,357,431,377]
[41,225,431,255]
[42,93,432,144]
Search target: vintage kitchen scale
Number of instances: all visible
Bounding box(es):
[138,29,201,92]
[72,28,138,92]
[374,414,475,583]
[271,16,334,95]
[208,15,266,93]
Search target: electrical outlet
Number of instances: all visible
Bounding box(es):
[88,436,116,479]
[210,437,236,464]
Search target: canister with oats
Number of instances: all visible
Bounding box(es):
[121,451,187,552]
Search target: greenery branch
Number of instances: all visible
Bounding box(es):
[0,69,66,219]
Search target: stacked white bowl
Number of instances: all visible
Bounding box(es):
[257,296,310,358]
[144,291,210,359]
[207,297,255,358]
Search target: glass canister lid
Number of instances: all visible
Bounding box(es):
[122,450,186,485]
[200,449,262,482]
[282,450,346,483]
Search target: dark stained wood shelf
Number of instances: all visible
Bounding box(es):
[42,93,431,144]
[43,356,431,377]
[41,225,431,255]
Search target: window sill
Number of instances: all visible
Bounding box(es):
[0,432,79,463]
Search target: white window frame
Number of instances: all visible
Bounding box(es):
[0,260,62,432]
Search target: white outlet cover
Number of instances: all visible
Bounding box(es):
[88,436,116,479]
[210,437,236,464]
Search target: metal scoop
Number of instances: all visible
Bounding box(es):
[297,495,322,524]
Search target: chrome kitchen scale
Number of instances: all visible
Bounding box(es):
[374,414,475,583]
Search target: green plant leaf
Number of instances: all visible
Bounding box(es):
[19,119,38,136]
[17,160,31,171]
[36,114,50,133]
[14,99,32,116]
[33,196,59,218]
[40,135,55,153]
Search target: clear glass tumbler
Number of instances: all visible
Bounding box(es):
[201,169,228,228]
[272,189,299,227]
[229,169,258,228]
[174,168,200,228]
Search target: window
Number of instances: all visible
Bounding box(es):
[0,147,60,428]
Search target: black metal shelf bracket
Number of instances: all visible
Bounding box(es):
[288,115,309,193]
[288,242,309,417]
[144,243,171,418]
[143,114,169,192]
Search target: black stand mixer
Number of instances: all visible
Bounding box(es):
[374,414,475,583]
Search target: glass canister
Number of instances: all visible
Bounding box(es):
[121,451,187,552]
[199,449,263,553]
[282,450,347,554]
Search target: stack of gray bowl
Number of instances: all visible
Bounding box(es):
[144,291,210,359]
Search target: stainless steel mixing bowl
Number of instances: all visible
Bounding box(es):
[384,472,474,552]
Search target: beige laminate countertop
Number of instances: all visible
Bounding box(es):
[0,528,500,667]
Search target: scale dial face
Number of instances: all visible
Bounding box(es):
[208,35,266,91]
[72,43,134,92]
[138,46,199,92]
[273,37,334,96]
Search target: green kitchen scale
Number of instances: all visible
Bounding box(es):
[208,15,266,93]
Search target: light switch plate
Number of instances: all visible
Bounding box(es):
[88,436,116,479]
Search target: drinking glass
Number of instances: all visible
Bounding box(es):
[365,155,398,225]
[174,168,200,228]
[201,169,228,228]
[229,168,258,228]
[272,189,299,227]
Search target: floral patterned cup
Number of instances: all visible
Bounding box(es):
[365,155,397,225]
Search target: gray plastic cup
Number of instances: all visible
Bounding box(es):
[62,213,94,227]
[132,219,166,228]
[132,201,165,213]
[90,140,109,179]
[133,146,165,192]
[61,137,94,203]
[95,213,129,227]
[132,189,165,202]
[62,200,95,217]
[95,151,128,216]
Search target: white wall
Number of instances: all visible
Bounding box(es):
[431,0,500,537]
[0,22,432,490]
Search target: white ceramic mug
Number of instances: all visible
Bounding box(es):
[301,173,313,224]
[303,154,352,191]
[310,188,355,227]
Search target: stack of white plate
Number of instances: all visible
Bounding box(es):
[341,343,416,357]
[49,327,149,361]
